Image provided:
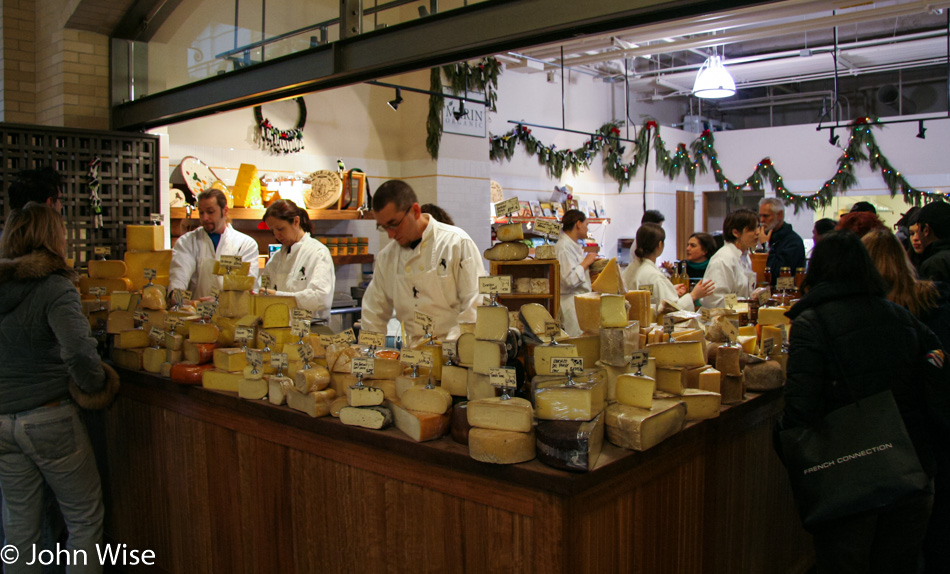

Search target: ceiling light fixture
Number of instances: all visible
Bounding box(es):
[387,88,403,111]
[692,55,736,99]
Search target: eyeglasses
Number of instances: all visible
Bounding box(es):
[376,206,412,232]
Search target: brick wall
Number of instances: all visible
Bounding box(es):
[1,0,37,124]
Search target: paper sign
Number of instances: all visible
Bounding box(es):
[133,310,146,323]
[298,343,314,361]
[291,320,310,338]
[291,307,310,321]
[756,290,771,306]
[196,301,214,317]
[720,317,739,343]
[662,315,675,335]
[235,326,254,344]
[724,293,738,310]
[443,339,457,359]
[534,219,561,236]
[219,255,242,267]
[780,324,788,345]
[550,356,584,374]
[148,326,164,343]
[332,330,355,345]
[489,367,517,390]
[164,316,181,330]
[478,276,512,295]
[260,275,272,290]
[260,330,277,349]
[414,311,433,331]
[700,307,711,322]
[358,331,386,347]
[641,284,654,295]
[762,338,775,357]
[246,349,263,367]
[210,287,221,300]
[544,321,560,338]
[630,350,649,369]
[776,277,795,291]
[352,356,375,376]
[150,213,163,224]
[494,197,520,216]
[93,246,110,256]
[270,353,289,370]
[400,349,431,367]
[319,334,333,347]
[143,268,157,280]
[89,286,107,296]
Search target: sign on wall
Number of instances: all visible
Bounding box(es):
[442,90,487,138]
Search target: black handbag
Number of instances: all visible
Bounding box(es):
[779,314,931,526]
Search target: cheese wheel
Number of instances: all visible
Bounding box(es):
[469,428,535,464]
[170,362,214,385]
[183,341,216,364]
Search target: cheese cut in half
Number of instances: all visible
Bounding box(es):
[238,377,268,400]
[287,388,335,418]
[88,260,127,279]
[624,290,652,328]
[591,258,624,294]
[294,366,331,393]
[605,399,687,451]
[536,413,604,472]
[534,244,556,260]
[339,405,393,429]
[468,428,535,464]
[189,323,220,344]
[401,385,452,414]
[126,225,164,252]
[655,388,721,420]
[441,365,469,396]
[574,293,602,334]
[535,380,606,421]
[518,303,564,341]
[647,340,706,369]
[346,385,386,407]
[329,396,349,417]
[599,326,633,367]
[111,347,145,371]
[109,292,140,312]
[164,332,184,351]
[267,375,294,405]
[599,294,628,328]
[475,305,510,342]
[183,341,216,364]
[218,290,252,318]
[467,371,495,401]
[262,303,290,329]
[107,311,134,334]
[484,241,529,261]
[715,345,742,376]
[757,306,790,326]
[142,347,166,374]
[495,222,524,242]
[466,396,533,432]
[698,368,722,393]
[615,374,656,409]
[390,401,452,442]
[202,369,243,393]
[394,375,424,399]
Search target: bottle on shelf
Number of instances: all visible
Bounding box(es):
[795,267,806,289]
[678,261,688,285]
[760,268,772,289]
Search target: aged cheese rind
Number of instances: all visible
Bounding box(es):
[605,400,687,451]
[721,373,745,404]
[495,222,524,242]
[390,401,452,442]
[743,360,784,391]
[484,241,529,261]
[339,405,393,429]
[451,402,472,445]
[535,413,604,472]
[468,428,535,464]
[466,396,533,432]
[715,345,742,376]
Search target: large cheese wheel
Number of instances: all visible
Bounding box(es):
[170,362,214,385]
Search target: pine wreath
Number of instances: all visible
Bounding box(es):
[254,97,306,154]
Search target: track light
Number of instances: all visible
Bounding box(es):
[692,54,736,99]
[828,128,839,146]
[387,88,403,111]
[453,101,467,121]
[917,120,927,139]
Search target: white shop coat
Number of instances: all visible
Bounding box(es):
[633,258,693,312]
[556,232,591,337]
[700,242,755,308]
[168,224,260,299]
[361,216,485,347]
[264,234,335,321]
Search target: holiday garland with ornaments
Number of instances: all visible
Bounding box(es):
[489,117,944,212]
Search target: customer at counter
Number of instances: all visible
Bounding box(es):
[683,232,718,282]
[556,209,597,336]
[632,223,714,311]
[168,188,260,301]
[360,180,484,346]
[757,197,806,287]
[260,199,334,321]
[917,201,950,284]
[701,208,759,308]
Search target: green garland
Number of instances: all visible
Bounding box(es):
[426,57,501,160]
[489,117,943,210]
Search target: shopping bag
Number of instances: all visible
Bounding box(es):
[779,390,930,526]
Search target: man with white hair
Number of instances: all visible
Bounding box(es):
[758,197,806,287]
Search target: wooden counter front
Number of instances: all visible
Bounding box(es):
[96,368,813,573]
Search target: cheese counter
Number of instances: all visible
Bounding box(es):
[93,367,814,573]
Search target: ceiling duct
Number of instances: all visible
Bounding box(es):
[876,84,918,114]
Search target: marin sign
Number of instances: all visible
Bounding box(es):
[442,91,486,138]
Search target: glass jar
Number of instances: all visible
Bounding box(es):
[795,267,806,289]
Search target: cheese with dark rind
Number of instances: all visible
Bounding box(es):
[346,385,386,407]
[390,401,452,442]
[339,405,393,429]
[451,402,472,445]
[170,362,214,385]
[715,345,742,376]
[469,428,535,464]
[466,396,533,432]
[535,413,604,472]
[721,373,745,404]
[605,399,686,451]
[743,360,784,391]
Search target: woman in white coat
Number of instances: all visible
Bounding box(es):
[556,209,598,336]
[701,208,760,308]
[632,223,714,311]
[260,200,335,321]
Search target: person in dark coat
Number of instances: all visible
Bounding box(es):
[757,197,806,287]
[779,230,949,574]
[917,201,950,284]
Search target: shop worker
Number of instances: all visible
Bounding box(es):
[169,188,259,300]
[557,209,597,336]
[702,208,759,308]
[917,201,950,284]
[260,199,335,321]
[757,197,806,287]
[360,180,484,346]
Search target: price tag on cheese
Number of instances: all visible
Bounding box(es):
[494,197,520,217]
[544,321,560,338]
[270,353,289,370]
[400,349,431,367]
[724,293,738,310]
[291,320,310,338]
[164,316,180,330]
[332,329,356,345]
[358,331,386,348]
[291,307,310,322]
[762,338,775,357]
[196,301,214,318]
[259,330,277,349]
[210,287,221,301]
[630,350,649,369]
[352,356,375,376]
[489,367,517,390]
[478,276,512,295]
[776,276,795,291]
[443,339,457,359]
[143,268,157,280]
[780,324,788,345]
[219,255,242,267]
[550,356,584,375]
[93,246,110,256]
[150,213,163,224]
[319,334,333,347]
[662,315,675,336]
[89,286,107,297]
[719,316,739,343]
[246,349,263,367]
[534,218,561,237]
[700,307,711,323]
[260,274,272,290]
[641,283,654,296]
[414,311,433,332]
[148,326,164,344]
[234,326,254,345]
[298,343,314,361]
[133,310,147,323]
[756,289,771,306]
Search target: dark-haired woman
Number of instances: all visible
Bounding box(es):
[780,230,949,574]
[632,223,714,311]
[261,199,335,320]
[701,208,759,308]
[557,209,598,336]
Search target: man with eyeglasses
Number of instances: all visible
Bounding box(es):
[7,167,65,213]
[360,180,484,346]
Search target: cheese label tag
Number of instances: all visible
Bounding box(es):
[298,343,314,361]
[210,287,221,301]
[219,255,243,267]
[756,289,771,306]
[489,367,517,390]
[260,331,277,348]
[780,324,788,345]
[400,349,431,367]
[494,197,520,217]
[148,326,164,343]
[641,283,654,295]
[443,339,457,359]
[143,268,157,280]
[662,315,675,335]
[414,311,433,331]
[89,286,107,296]
[259,274,272,290]
[551,356,584,374]
[171,289,190,306]
[291,320,310,338]
[291,307,310,322]
[164,316,180,330]
[630,350,649,369]
[478,276,512,295]
[700,307,711,322]
[196,301,214,317]
[319,334,333,347]
[534,219,561,237]
[270,353,289,370]
[133,310,146,323]
[358,331,386,347]
[234,326,254,344]
[246,349,263,367]
[724,293,738,310]
[776,276,795,291]
[352,356,375,376]
[332,330,355,345]
[93,246,110,256]
[762,338,775,357]
[720,317,739,343]
[150,213,163,224]
[544,321,560,338]
[340,328,356,344]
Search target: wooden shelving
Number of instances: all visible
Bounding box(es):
[170,207,375,221]
[490,259,560,318]
[332,254,374,266]
[492,216,609,224]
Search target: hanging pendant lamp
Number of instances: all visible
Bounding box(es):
[692,55,736,99]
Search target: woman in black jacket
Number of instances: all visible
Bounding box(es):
[780,230,948,574]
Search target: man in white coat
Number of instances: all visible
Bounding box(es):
[168,188,260,300]
[556,209,597,336]
[360,180,484,347]
[701,208,759,308]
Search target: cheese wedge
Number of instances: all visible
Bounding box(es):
[597,361,635,402]
[662,388,721,421]
[238,377,268,400]
[115,329,150,349]
[466,396,533,432]
[599,294,628,328]
[615,374,656,409]
[107,311,134,334]
[475,305,510,342]
[142,347,166,374]
[329,396,349,417]
[518,303,563,341]
[189,323,220,344]
[262,303,290,329]
[605,399,686,451]
[339,405,393,429]
[418,343,443,381]
[625,290,652,327]
[574,293,601,334]
[715,345,742,376]
[202,369,243,392]
[757,306,790,326]
[468,428,535,464]
[294,366,331,393]
[591,258,624,294]
[111,347,145,371]
[472,340,508,375]
[231,163,260,208]
[222,274,255,291]
[213,348,247,372]
[698,367,722,393]
[126,225,164,252]
[647,340,706,369]
[441,365,469,396]
[495,222,524,242]
[535,380,606,421]
[218,290,252,318]
[80,277,133,295]
[535,413,604,472]
[456,333,476,367]
[346,385,386,407]
[467,371,495,400]
[390,401,452,442]
[535,245,556,260]
[394,375,424,399]
[109,292,140,312]
[530,343,578,376]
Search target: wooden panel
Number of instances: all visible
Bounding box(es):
[676,190,694,260]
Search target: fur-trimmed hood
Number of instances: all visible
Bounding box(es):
[0,250,77,285]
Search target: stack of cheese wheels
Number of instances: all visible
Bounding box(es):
[390,378,453,442]
[199,264,259,393]
[483,222,529,261]
[467,395,536,464]
[325,345,401,418]
[124,225,172,291]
